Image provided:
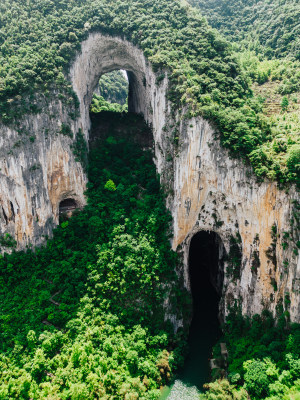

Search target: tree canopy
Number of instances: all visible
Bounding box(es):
[0,0,298,185]
[189,0,300,60]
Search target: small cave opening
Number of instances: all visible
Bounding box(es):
[181,231,225,389]
[59,198,78,217]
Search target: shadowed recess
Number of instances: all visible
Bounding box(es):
[183,231,224,389]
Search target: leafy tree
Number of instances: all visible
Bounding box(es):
[281,96,289,112]
[202,379,248,400]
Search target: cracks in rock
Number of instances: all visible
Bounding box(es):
[1,201,16,225]
[2,206,8,225]
[10,201,15,221]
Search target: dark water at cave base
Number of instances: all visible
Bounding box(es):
[160,231,222,399]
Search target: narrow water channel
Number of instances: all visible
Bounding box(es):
[161,231,223,400]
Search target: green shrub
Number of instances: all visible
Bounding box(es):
[104,179,117,191]
[281,97,289,112]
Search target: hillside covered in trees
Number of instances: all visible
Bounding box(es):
[0,0,299,399]
[189,0,300,188]
[0,0,298,185]
[188,0,299,60]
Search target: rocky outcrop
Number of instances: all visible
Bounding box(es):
[0,97,86,248]
[173,117,299,323]
[0,32,299,322]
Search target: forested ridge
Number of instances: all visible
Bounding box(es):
[0,0,298,185]
[188,0,300,60]
[188,0,300,187]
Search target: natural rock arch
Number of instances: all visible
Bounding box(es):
[0,31,298,323]
[70,34,166,137]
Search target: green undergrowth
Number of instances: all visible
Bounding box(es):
[0,113,189,399]
[189,0,300,60]
[236,52,300,186]
[204,309,300,400]
[0,0,298,186]
[236,51,300,94]
[90,93,128,113]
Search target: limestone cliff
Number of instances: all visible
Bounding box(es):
[173,117,299,323]
[0,97,86,248]
[0,33,299,323]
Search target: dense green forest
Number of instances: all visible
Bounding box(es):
[0,113,189,399]
[188,0,300,60]
[187,0,300,188]
[90,93,128,113]
[1,111,299,399]
[0,0,298,185]
[206,309,300,400]
[1,0,300,399]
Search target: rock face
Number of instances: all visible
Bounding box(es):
[172,117,299,323]
[0,98,86,248]
[0,32,299,322]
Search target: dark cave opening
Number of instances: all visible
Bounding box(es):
[59,198,77,215]
[181,231,224,389]
[189,231,224,311]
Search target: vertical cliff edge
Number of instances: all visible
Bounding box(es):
[0,33,299,322]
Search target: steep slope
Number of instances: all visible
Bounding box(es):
[188,0,300,59]
[0,2,299,398]
[0,3,298,326]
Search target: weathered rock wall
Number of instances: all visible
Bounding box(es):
[173,117,299,322]
[0,32,298,322]
[69,33,170,175]
[0,98,86,247]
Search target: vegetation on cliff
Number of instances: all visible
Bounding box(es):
[188,0,300,187]
[0,113,188,399]
[0,0,299,398]
[90,70,128,113]
[207,309,300,400]
[1,112,299,399]
[90,93,128,113]
[0,0,298,185]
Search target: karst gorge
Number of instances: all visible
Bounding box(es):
[0,1,299,399]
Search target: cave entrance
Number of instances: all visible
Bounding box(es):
[182,231,225,389]
[59,198,78,220]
